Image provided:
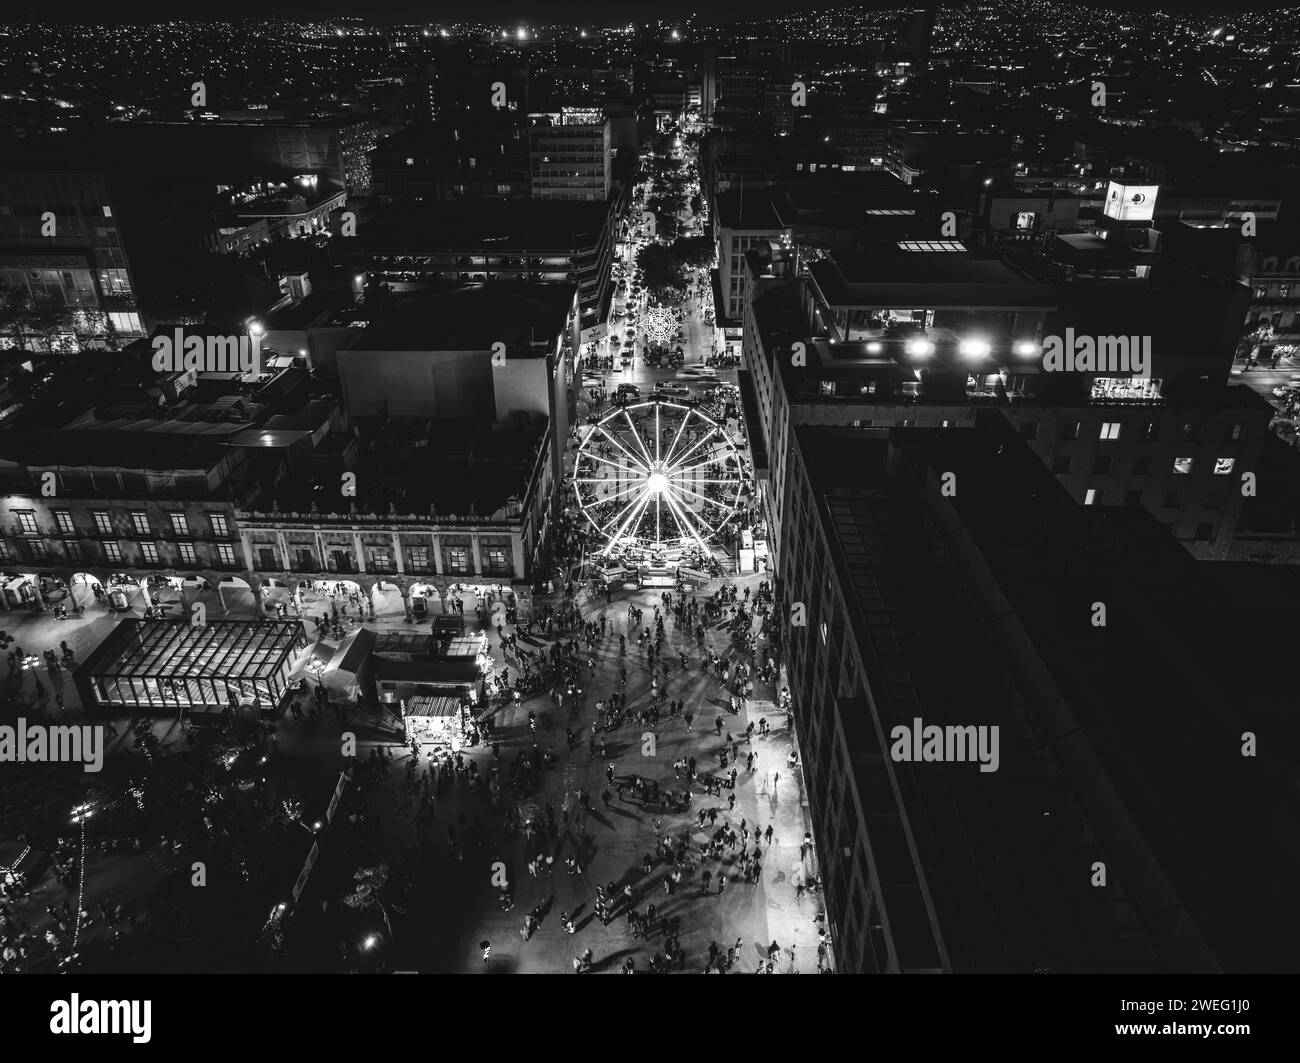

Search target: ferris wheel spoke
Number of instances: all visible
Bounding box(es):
[584,481,645,510]
[596,487,645,534]
[669,456,721,477]
[597,425,650,472]
[668,428,717,471]
[580,451,640,475]
[661,413,691,470]
[662,408,699,465]
[601,487,654,553]
[662,487,711,553]
[622,409,655,468]
[673,482,734,511]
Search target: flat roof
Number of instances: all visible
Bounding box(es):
[796,427,1157,972]
[894,415,1300,971]
[354,200,609,252]
[811,250,1048,299]
[81,619,306,682]
[341,283,575,351]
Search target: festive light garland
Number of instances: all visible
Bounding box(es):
[0,845,30,881]
[70,809,87,954]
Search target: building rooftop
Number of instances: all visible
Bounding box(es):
[341,283,576,351]
[894,414,1300,971]
[353,200,609,252]
[795,426,1159,972]
[809,249,1050,302]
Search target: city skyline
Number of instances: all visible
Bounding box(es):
[0,0,1294,1030]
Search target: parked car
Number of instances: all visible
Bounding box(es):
[655,382,691,397]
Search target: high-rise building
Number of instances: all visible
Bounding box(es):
[0,169,144,349]
[528,115,613,202]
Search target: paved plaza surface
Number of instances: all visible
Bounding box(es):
[1,564,826,973]
[407,577,824,974]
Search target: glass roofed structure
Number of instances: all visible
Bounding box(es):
[75,619,309,715]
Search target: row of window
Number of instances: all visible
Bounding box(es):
[1053,455,1236,476]
[0,538,238,566]
[1082,486,1220,509]
[252,544,511,574]
[16,509,230,539]
[1022,420,1243,444]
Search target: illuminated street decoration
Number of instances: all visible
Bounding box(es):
[572,400,744,555]
[641,304,677,346]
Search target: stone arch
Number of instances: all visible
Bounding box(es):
[216,574,256,615]
[368,576,406,618]
[69,571,105,608]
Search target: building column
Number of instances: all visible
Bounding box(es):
[393,532,405,574]
[240,532,256,573]
[353,532,366,575]
[432,534,444,576]
[277,531,291,571]
[470,533,483,577]
[510,533,524,582]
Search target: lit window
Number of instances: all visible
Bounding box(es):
[1173,457,1194,475]
[178,543,197,566]
[17,512,38,534]
[209,513,229,537]
[170,513,190,536]
[55,510,75,534]
[217,545,238,566]
[1213,457,1235,475]
[140,543,159,563]
[1084,489,1098,505]
[131,511,150,535]
[103,542,123,562]
[1099,422,1121,440]
[93,511,113,535]
[896,240,966,252]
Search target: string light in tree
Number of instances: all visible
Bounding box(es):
[69,801,91,957]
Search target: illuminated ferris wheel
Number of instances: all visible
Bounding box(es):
[573,400,745,557]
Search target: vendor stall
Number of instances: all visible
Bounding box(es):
[402,695,464,746]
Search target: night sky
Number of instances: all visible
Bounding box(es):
[4,0,1283,26]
